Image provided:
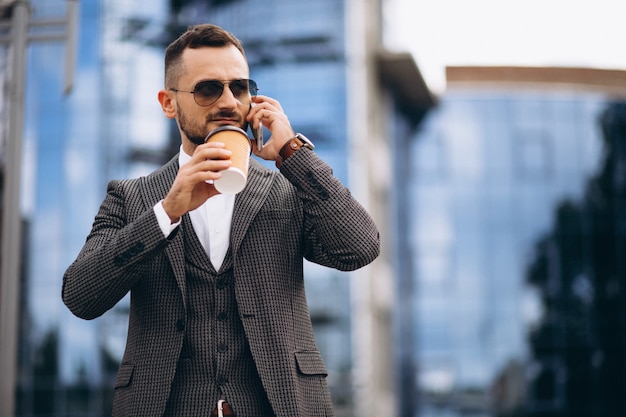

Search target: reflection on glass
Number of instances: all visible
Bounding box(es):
[412,83,626,416]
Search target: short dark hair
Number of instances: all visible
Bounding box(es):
[164,24,246,87]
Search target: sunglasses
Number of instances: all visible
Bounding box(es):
[169,79,258,107]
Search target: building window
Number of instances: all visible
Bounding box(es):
[514,129,553,181]
[415,132,448,181]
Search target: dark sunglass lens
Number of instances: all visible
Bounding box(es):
[247,80,258,97]
[229,80,249,99]
[194,81,224,105]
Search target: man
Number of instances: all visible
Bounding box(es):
[62,23,379,417]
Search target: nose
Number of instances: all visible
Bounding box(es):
[215,83,238,109]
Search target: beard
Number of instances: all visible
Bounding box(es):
[177,107,246,146]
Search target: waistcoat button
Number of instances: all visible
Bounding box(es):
[176,319,185,332]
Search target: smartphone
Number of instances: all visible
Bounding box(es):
[249,102,264,150]
[252,121,264,150]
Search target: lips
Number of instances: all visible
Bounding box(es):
[214,119,239,125]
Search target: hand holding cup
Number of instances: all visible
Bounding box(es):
[204,126,251,194]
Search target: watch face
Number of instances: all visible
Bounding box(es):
[296,133,315,150]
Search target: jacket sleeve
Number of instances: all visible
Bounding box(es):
[62,179,172,320]
[279,148,380,271]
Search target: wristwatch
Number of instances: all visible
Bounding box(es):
[276,133,315,168]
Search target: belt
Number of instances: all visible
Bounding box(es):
[211,400,235,417]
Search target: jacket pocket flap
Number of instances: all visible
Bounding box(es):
[295,351,328,376]
[114,363,134,388]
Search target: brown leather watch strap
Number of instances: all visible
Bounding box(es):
[276,135,304,168]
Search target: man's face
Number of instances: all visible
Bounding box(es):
[172,45,251,149]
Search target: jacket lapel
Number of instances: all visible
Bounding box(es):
[231,159,275,255]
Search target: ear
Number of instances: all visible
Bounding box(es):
[158,89,177,119]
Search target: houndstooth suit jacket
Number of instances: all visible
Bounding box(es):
[62,148,380,417]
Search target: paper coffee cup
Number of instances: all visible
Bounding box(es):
[204,126,251,194]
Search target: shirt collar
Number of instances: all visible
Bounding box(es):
[178,145,192,167]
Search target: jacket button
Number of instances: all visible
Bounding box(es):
[217,312,228,321]
[218,343,228,353]
[176,319,185,332]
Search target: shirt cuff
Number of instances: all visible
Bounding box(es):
[154,200,181,237]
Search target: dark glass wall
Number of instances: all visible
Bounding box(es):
[524,102,626,417]
[17,1,110,415]
[411,89,626,417]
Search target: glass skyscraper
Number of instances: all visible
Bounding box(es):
[410,66,626,417]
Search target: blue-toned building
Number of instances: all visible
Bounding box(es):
[410,66,626,417]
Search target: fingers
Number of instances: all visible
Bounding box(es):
[192,141,232,163]
[248,96,295,161]
[184,143,232,181]
[162,143,233,220]
[248,95,286,128]
[251,95,283,111]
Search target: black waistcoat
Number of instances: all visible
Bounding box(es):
[163,219,274,417]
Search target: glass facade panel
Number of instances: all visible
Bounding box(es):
[411,85,626,417]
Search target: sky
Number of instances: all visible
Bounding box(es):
[386,0,626,92]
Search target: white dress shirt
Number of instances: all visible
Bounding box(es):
[154,146,235,270]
